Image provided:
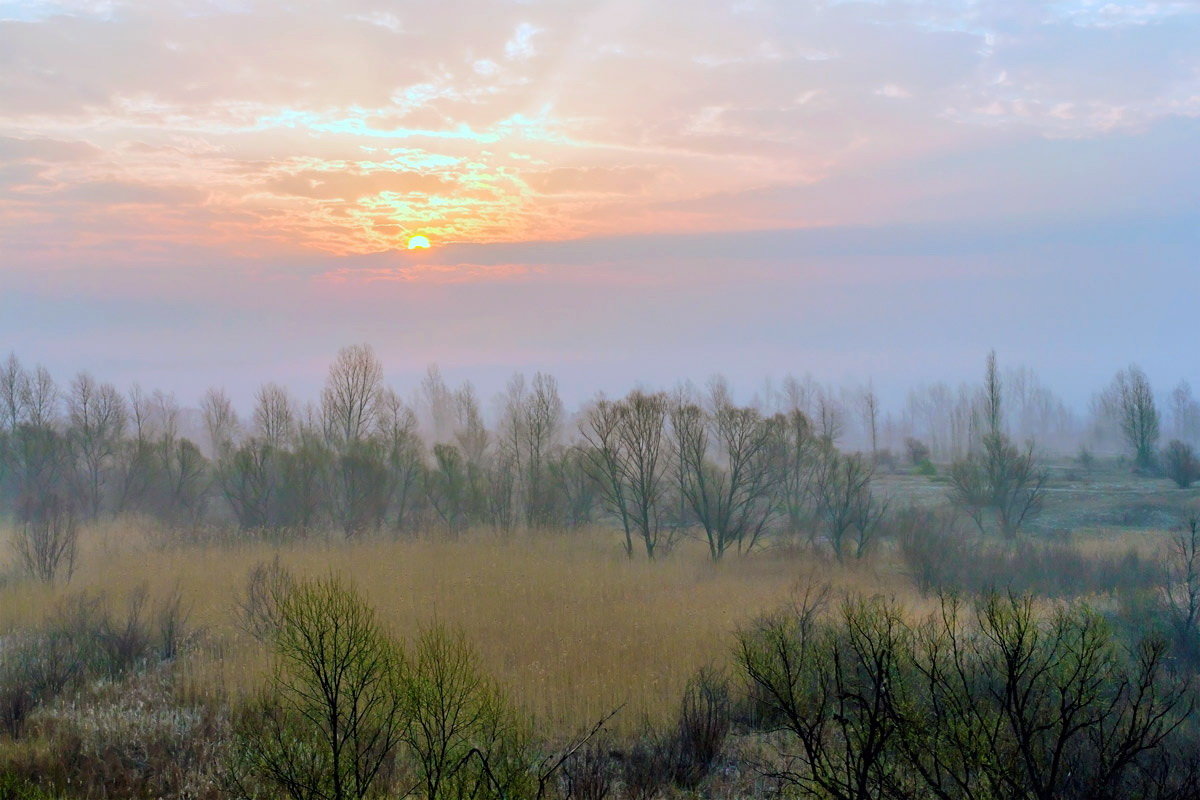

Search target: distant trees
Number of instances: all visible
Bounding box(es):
[2,347,1195,559]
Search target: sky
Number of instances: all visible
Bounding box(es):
[1,0,1198,410]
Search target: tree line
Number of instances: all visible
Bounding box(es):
[1,346,1196,577]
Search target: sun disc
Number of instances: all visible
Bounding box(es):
[407,235,431,250]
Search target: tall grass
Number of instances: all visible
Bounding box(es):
[0,522,912,738]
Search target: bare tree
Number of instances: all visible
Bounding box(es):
[66,373,127,519]
[981,349,1002,440]
[811,448,876,561]
[948,433,1046,538]
[499,372,564,528]
[859,382,880,458]
[1103,365,1160,470]
[254,383,296,449]
[671,400,780,560]
[13,493,78,582]
[580,391,671,558]
[322,344,383,448]
[580,397,635,556]
[377,388,424,532]
[1169,381,1200,446]
[201,387,240,458]
[1166,514,1200,664]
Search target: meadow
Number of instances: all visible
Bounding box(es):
[0,520,920,740]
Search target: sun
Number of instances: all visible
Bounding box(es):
[407,235,431,250]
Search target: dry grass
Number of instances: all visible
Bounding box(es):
[0,522,917,739]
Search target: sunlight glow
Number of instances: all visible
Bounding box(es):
[407,235,431,249]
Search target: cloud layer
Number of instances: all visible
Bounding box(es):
[1,0,1197,401]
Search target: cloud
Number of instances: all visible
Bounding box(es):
[317,262,536,285]
[0,0,1196,261]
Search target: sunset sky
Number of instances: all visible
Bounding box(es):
[2,0,1197,407]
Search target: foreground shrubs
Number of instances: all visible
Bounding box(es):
[233,576,534,800]
[0,587,192,740]
[738,591,1197,800]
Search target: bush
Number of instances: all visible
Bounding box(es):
[11,495,78,584]
[560,742,614,800]
[234,576,405,800]
[1163,440,1200,489]
[897,516,1160,599]
[4,671,230,800]
[0,588,194,740]
[669,667,730,789]
[737,592,1195,800]
[904,438,930,466]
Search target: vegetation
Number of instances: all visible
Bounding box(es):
[2,347,1200,798]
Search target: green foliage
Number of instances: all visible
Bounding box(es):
[235,580,535,800]
[402,625,533,800]
[0,773,60,800]
[915,459,936,477]
[235,576,405,800]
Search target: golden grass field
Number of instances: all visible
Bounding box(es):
[0,521,924,739]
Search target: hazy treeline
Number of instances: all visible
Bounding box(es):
[0,347,1196,555]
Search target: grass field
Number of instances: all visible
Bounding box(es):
[0,522,923,739]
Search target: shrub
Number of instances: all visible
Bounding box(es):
[11,495,78,584]
[402,625,532,800]
[234,576,405,800]
[234,556,294,642]
[1163,440,1200,489]
[904,438,930,466]
[737,592,1195,800]
[669,667,730,789]
[897,517,1160,599]
[560,742,614,800]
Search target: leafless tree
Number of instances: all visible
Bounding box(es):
[580,397,635,556]
[981,349,1003,440]
[254,382,296,449]
[815,389,843,447]
[580,391,671,558]
[859,382,880,458]
[671,400,780,560]
[948,433,1046,538]
[420,363,457,443]
[201,386,240,458]
[0,352,28,432]
[377,388,424,532]
[453,383,489,467]
[66,373,127,519]
[1166,514,1200,663]
[322,344,383,448]
[1170,381,1200,446]
[500,372,564,528]
[1103,365,1161,470]
[14,493,79,582]
[810,448,876,561]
